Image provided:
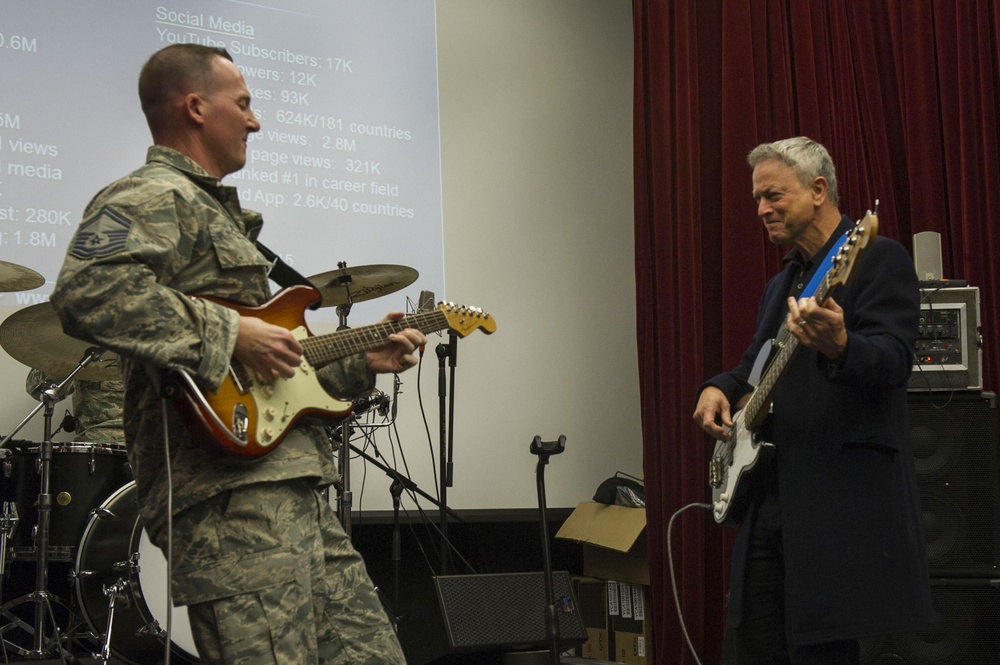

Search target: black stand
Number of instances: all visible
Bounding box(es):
[0,347,105,662]
[349,442,466,626]
[529,435,566,665]
[435,332,458,574]
[349,444,466,526]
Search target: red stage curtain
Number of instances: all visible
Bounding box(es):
[634,2,1000,663]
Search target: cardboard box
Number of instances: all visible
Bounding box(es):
[611,581,652,665]
[574,577,610,661]
[556,501,648,585]
[573,577,653,665]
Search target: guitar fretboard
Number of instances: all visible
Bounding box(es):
[301,310,447,368]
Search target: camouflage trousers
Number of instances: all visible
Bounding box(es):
[168,478,405,664]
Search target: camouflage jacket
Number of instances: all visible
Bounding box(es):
[52,146,372,545]
[26,368,125,445]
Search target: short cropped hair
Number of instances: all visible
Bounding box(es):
[138,44,233,134]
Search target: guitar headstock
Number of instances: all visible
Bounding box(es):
[828,211,879,291]
[438,302,497,337]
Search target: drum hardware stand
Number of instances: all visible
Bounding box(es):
[92,578,128,665]
[328,261,356,535]
[0,502,17,578]
[335,418,354,536]
[0,347,106,661]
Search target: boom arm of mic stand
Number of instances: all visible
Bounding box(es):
[348,443,465,524]
[1,346,107,446]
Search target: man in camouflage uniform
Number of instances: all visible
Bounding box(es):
[26,369,125,445]
[51,44,423,664]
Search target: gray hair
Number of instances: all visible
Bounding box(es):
[747,136,839,206]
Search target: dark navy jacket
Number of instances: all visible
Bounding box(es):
[703,215,933,644]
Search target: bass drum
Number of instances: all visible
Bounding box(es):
[1,440,131,561]
[75,481,199,664]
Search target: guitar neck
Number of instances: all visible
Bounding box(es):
[302,310,446,369]
[743,250,837,425]
[743,333,798,425]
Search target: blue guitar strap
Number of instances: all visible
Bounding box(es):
[801,229,849,298]
[751,228,850,390]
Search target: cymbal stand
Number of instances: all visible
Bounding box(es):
[0,346,106,660]
[332,267,355,535]
[334,260,355,332]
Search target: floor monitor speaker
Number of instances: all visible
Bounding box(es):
[398,571,587,665]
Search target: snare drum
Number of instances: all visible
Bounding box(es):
[75,481,198,665]
[1,440,131,561]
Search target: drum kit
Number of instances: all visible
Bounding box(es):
[0,259,418,663]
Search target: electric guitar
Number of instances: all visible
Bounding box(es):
[169,285,496,461]
[708,212,878,525]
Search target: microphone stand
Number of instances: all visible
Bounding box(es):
[434,332,458,575]
[349,443,465,525]
[349,443,465,629]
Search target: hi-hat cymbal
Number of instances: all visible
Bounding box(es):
[0,260,45,292]
[307,264,418,307]
[0,302,119,382]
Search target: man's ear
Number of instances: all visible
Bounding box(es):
[184,92,206,125]
[811,176,828,206]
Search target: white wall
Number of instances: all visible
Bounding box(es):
[398,0,639,511]
[0,0,638,513]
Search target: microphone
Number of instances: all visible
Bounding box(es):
[417,290,434,356]
[60,410,78,433]
[418,290,435,312]
[353,390,390,416]
[391,374,401,420]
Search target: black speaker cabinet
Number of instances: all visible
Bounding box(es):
[908,391,1000,576]
[860,578,1000,664]
[399,571,587,665]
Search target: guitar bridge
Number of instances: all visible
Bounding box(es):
[709,455,723,488]
[232,403,249,442]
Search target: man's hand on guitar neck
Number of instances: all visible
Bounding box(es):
[234,314,304,384]
[365,311,426,374]
[787,295,848,362]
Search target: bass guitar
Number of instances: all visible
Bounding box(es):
[708,212,878,525]
[169,285,496,461]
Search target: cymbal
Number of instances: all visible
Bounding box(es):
[307,264,418,307]
[0,302,119,382]
[0,260,45,292]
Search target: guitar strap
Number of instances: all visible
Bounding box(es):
[255,240,315,289]
[801,230,849,298]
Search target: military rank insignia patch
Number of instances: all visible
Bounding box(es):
[70,206,132,259]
